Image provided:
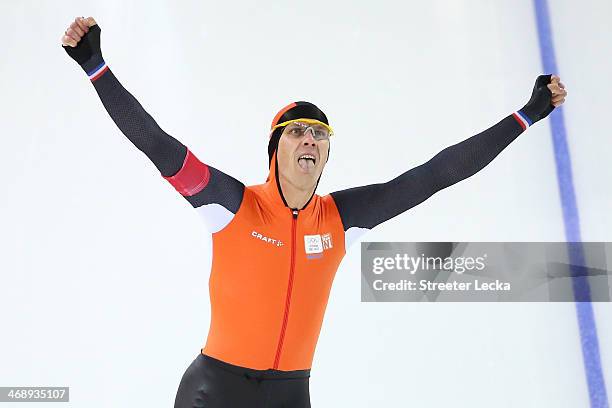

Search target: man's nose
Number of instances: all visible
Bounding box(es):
[302,128,316,145]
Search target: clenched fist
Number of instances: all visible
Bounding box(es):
[520,74,568,124]
[548,75,567,108]
[61,16,105,77]
[61,17,96,47]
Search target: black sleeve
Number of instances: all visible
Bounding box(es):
[90,67,187,177]
[330,114,525,231]
[88,65,244,218]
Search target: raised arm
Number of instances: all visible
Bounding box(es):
[61,17,244,232]
[330,75,567,248]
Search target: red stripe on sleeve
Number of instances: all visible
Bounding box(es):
[90,65,109,82]
[163,149,210,196]
[512,113,527,130]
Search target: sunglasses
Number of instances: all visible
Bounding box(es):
[271,118,334,141]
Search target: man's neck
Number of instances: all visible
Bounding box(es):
[278,174,317,210]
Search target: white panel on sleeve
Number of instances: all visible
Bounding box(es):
[195,204,235,233]
[345,227,370,250]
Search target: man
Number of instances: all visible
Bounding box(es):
[62,16,567,408]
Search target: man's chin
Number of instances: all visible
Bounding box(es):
[293,167,323,185]
[297,168,316,176]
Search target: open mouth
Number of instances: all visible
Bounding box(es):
[297,154,316,171]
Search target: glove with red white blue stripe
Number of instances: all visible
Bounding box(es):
[514,74,565,129]
[62,21,107,82]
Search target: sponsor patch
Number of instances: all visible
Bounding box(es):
[251,230,284,247]
[304,233,333,259]
[304,235,323,254]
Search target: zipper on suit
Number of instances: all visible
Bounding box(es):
[273,208,299,369]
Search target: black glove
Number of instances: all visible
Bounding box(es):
[62,24,104,74]
[520,74,555,124]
